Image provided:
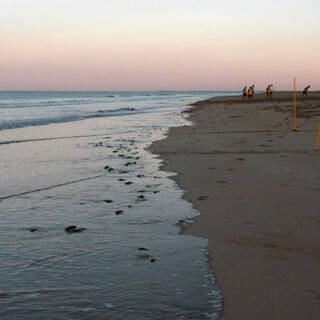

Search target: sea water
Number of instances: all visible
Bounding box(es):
[0,91,237,319]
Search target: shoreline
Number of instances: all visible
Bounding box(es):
[0,109,222,319]
[150,92,320,319]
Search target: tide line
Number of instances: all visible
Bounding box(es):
[0,134,110,146]
[0,174,106,202]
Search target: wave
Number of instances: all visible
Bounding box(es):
[96,107,136,114]
[0,107,138,130]
[0,98,105,109]
[0,91,227,131]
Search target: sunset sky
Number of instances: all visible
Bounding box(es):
[1,0,319,90]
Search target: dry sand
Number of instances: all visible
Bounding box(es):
[150,91,320,319]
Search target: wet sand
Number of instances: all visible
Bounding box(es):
[150,92,320,319]
[0,112,221,319]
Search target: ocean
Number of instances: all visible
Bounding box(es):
[0,91,237,319]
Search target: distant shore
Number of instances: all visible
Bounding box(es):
[150,91,320,319]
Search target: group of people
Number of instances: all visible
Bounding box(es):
[265,84,273,97]
[242,85,255,98]
[242,84,311,98]
[243,84,272,98]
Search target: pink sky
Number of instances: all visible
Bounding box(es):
[1,1,319,90]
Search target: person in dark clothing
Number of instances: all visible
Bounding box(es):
[302,85,311,96]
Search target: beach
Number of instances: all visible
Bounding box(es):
[150,92,320,319]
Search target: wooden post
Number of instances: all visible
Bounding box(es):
[293,76,297,132]
[315,120,320,151]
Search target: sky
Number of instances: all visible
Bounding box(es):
[0,0,319,90]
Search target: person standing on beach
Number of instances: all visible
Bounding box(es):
[251,85,255,96]
[266,85,271,97]
[266,84,273,97]
[242,86,248,98]
[248,86,253,98]
[303,85,311,96]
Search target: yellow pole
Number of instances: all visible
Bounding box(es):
[315,120,320,151]
[293,76,297,132]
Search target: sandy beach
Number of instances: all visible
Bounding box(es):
[150,92,320,319]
